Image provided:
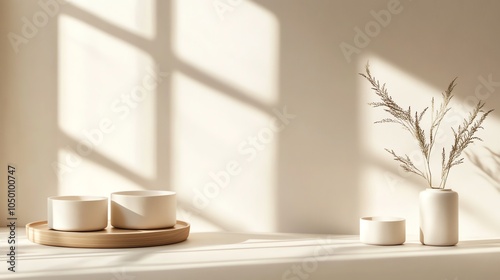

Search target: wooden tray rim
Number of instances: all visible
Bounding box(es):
[26,220,189,234]
[26,220,190,248]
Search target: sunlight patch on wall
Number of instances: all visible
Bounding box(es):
[68,0,155,39]
[57,14,157,194]
[171,71,277,231]
[172,0,280,106]
[56,148,151,196]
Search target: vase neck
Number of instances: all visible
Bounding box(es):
[426,188,453,192]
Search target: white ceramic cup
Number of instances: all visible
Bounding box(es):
[360,216,406,245]
[111,190,176,229]
[48,196,108,231]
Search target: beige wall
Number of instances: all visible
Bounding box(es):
[1,0,59,229]
[1,0,500,237]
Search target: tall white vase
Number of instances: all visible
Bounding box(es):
[419,188,459,246]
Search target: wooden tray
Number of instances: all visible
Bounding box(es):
[26,220,190,248]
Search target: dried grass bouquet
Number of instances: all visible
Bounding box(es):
[360,63,493,189]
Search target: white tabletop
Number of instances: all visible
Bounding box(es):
[1,228,500,280]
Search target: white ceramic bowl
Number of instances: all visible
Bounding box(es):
[360,217,406,245]
[111,190,176,229]
[48,196,108,231]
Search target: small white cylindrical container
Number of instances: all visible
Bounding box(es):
[360,217,406,245]
[420,188,458,246]
[111,190,176,229]
[48,196,108,231]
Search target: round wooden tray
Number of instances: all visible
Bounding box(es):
[26,220,190,248]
